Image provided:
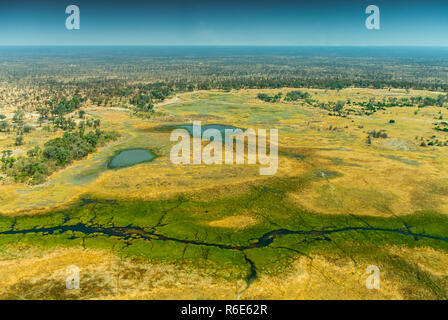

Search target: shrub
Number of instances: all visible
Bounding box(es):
[23,125,33,133]
[15,135,24,146]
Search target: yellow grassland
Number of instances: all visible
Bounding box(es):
[1,87,448,299]
[0,245,445,299]
[1,88,447,217]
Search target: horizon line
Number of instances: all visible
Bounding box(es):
[2,44,448,48]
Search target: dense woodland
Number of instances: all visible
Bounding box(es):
[1,120,119,184]
[3,47,448,112]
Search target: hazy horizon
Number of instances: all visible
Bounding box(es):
[1,0,448,46]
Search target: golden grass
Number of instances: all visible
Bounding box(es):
[244,255,403,300]
[2,244,445,299]
[1,88,448,218]
[209,215,259,229]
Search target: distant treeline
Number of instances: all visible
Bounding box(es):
[38,77,448,117]
[179,78,448,92]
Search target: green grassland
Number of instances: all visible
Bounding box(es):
[0,174,447,299]
[1,88,448,299]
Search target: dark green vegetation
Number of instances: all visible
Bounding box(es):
[258,90,312,104]
[328,95,448,117]
[346,95,447,116]
[0,172,447,298]
[44,97,84,119]
[1,94,120,184]
[284,90,311,101]
[3,47,448,121]
[1,129,119,184]
[256,90,448,121]
[129,85,174,115]
[416,130,448,147]
[257,93,283,103]
[2,47,448,298]
[435,121,448,133]
[5,47,448,92]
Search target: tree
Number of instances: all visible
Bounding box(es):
[1,150,15,170]
[334,101,345,112]
[27,146,40,158]
[12,110,24,124]
[0,120,10,132]
[23,125,33,133]
[78,121,86,137]
[15,134,24,146]
[93,119,101,128]
[37,107,49,121]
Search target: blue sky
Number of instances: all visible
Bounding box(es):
[0,0,447,46]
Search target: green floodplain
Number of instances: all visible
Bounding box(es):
[1,172,447,298]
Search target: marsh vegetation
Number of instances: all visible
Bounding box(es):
[0,47,448,299]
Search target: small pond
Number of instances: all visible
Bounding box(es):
[153,124,242,141]
[108,149,156,169]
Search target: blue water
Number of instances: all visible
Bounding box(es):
[108,149,156,169]
[177,124,241,140]
[156,124,242,142]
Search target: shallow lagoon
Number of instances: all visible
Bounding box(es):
[108,149,156,169]
[153,124,242,141]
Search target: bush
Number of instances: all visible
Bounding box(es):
[284,91,310,101]
[12,110,25,124]
[15,135,24,146]
[23,125,33,133]
[257,92,282,102]
[368,130,388,139]
[0,120,9,132]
